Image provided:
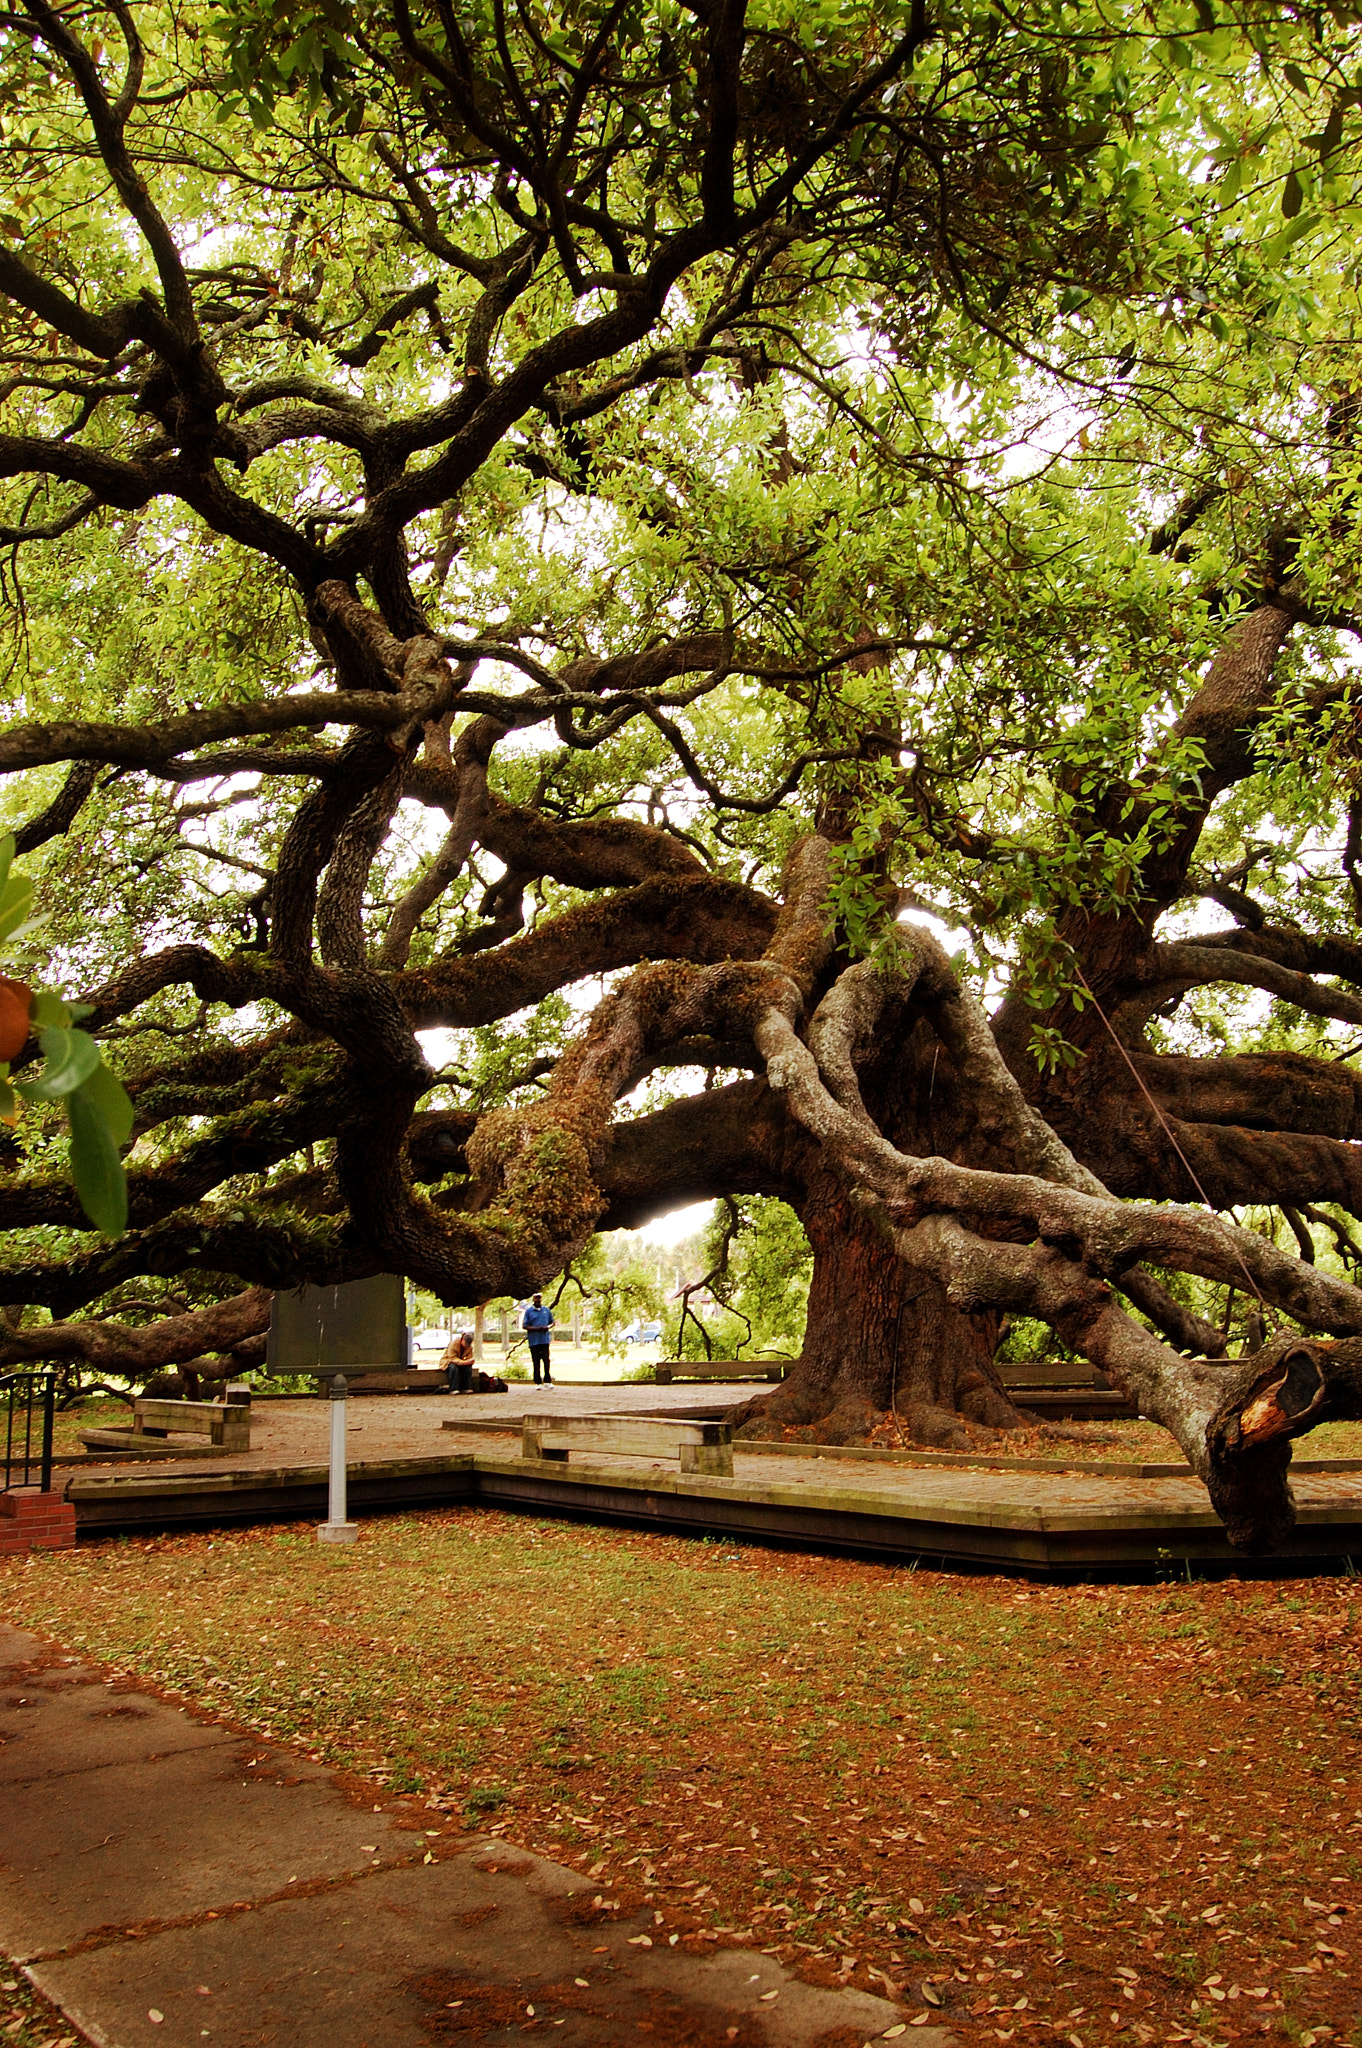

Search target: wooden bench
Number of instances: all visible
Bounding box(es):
[999,1361,1112,1390]
[80,1396,252,1458]
[521,1412,733,1476]
[329,1369,454,1395]
[653,1359,788,1384]
[997,1361,1137,1420]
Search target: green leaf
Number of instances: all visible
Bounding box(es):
[66,1087,127,1236]
[1264,210,1320,261]
[28,988,73,1030]
[0,871,33,943]
[0,834,12,892]
[72,1059,134,1148]
[17,1025,102,1100]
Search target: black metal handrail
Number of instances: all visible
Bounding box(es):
[1,1371,55,1493]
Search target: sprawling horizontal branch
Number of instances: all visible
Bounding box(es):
[592,1080,794,1228]
[0,1287,270,1377]
[402,876,777,1029]
[1135,1049,1362,1142]
[780,1028,1362,1333]
[1175,921,1362,988]
[0,1068,356,1232]
[407,775,712,892]
[1143,940,1362,1032]
[414,1077,792,1228]
[1130,1114,1362,1217]
[71,944,426,1081]
[0,1209,356,1318]
[0,242,149,361]
[1058,1068,1362,1215]
[72,877,754,1095]
[67,944,264,1037]
[0,679,458,774]
[13,761,100,853]
[387,699,721,969]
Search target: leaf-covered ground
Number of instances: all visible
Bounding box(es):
[47,1393,133,1457]
[858,1419,1362,1466]
[0,1969,77,2048]
[2,1512,1359,2048]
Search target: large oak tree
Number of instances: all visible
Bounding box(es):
[5,0,1362,1547]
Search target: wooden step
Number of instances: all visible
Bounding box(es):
[78,1430,236,1460]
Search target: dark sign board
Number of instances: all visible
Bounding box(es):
[266,1273,407,1374]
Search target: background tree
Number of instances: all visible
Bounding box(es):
[662,1197,810,1361]
[5,0,1362,1546]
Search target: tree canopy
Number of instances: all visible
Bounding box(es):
[6,0,1362,1545]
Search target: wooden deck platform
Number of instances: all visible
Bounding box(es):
[53,1390,1362,1576]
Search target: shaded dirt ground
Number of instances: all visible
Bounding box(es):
[1,1510,1358,2048]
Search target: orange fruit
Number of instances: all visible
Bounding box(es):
[0,976,33,1061]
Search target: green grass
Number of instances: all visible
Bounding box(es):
[3,1510,1359,2045]
[48,1392,133,1457]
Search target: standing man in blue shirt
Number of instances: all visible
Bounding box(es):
[522,1294,555,1385]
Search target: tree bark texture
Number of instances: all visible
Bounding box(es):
[737,1169,1019,1447]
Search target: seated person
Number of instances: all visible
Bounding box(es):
[440,1329,475,1393]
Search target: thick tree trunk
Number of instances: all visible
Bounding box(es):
[735,1174,1025,1447]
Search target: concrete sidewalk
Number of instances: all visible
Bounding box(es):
[0,1627,952,2048]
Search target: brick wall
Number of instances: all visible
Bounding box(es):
[0,1488,76,1555]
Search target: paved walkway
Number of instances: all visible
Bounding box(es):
[63,1385,750,1480]
[451,1431,1362,1518]
[0,1626,949,2048]
[53,1388,1362,1569]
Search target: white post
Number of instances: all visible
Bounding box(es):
[317,1373,358,1545]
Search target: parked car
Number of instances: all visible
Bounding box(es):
[619,1319,662,1345]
